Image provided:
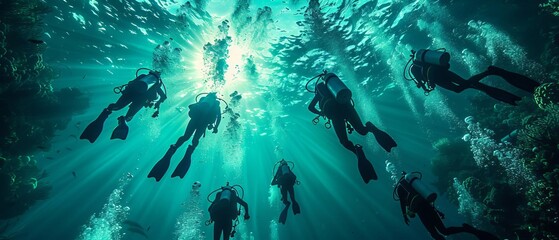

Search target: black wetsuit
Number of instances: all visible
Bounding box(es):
[209,190,249,240]
[108,73,167,121]
[174,96,221,148]
[308,82,371,153]
[271,164,297,205]
[410,61,539,105]
[397,179,470,240]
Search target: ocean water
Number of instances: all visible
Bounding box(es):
[2,0,557,240]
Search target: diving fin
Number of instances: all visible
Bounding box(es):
[474,82,521,106]
[110,116,129,140]
[463,223,500,240]
[355,144,378,183]
[148,145,177,181]
[279,202,290,224]
[171,145,195,178]
[488,66,540,93]
[292,201,300,215]
[366,122,397,152]
[80,109,111,143]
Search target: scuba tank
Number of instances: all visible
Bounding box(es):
[414,49,450,68]
[207,182,245,204]
[323,73,352,104]
[404,172,437,203]
[273,160,295,176]
[137,72,159,90]
[280,164,291,175]
[220,186,232,202]
[192,92,230,114]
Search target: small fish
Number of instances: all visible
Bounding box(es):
[126,226,148,239]
[28,39,45,44]
[169,37,173,41]
[123,220,144,230]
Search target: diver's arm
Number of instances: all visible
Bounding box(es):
[155,86,167,108]
[271,170,280,185]
[308,95,321,115]
[397,187,409,225]
[213,104,221,133]
[237,198,250,220]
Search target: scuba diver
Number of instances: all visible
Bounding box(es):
[306,71,397,183]
[80,69,167,143]
[271,159,300,224]
[405,49,540,105]
[148,92,225,181]
[206,183,250,240]
[394,172,500,240]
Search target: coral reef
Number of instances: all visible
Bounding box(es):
[433,105,559,239]
[517,108,559,239]
[534,82,559,110]
[0,0,89,228]
[0,155,51,219]
[541,0,559,16]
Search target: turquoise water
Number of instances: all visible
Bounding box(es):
[7,0,553,239]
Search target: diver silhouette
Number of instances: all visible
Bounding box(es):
[406,49,540,105]
[80,69,167,143]
[148,92,224,181]
[206,183,250,240]
[271,159,300,224]
[307,71,397,183]
[395,172,500,240]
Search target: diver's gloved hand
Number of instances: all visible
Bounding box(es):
[212,127,218,134]
[244,214,250,220]
[404,216,410,225]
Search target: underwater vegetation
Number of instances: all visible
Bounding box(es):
[0,0,89,232]
[428,5,559,238]
[535,82,559,110]
[541,0,559,17]
[0,155,51,220]
[432,83,559,239]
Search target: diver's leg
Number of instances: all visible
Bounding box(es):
[191,124,206,148]
[124,101,144,122]
[288,185,296,203]
[488,66,540,93]
[470,82,521,105]
[107,94,133,111]
[466,70,491,83]
[418,209,446,240]
[438,71,470,93]
[419,206,471,237]
[346,107,368,135]
[280,186,288,204]
[223,220,232,240]
[213,221,222,240]
[332,118,355,153]
[175,120,197,148]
